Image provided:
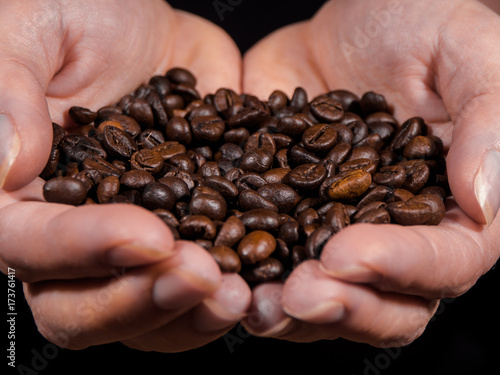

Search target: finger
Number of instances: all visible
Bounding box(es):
[169,10,242,96]
[434,1,500,225]
[0,184,175,282]
[278,260,439,347]
[320,200,500,300]
[243,21,328,100]
[24,241,221,350]
[122,273,251,353]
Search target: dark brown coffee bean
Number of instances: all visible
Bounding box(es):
[402,162,430,194]
[274,148,289,169]
[262,168,291,184]
[204,175,239,202]
[214,215,246,248]
[189,186,227,221]
[244,131,277,156]
[302,124,338,154]
[338,158,378,176]
[69,106,97,125]
[238,150,273,173]
[129,98,154,129]
[268,90,289,112]
[157,176,191,201]
[105,114,142,138]
[142,182,176,211]
[323,202,350,232]
[360,91,388,115]
[391,117,427,152]
[326,143,352,166]
[120,170,155,190]
[81,157,122,179]
[215,143,244,162]
[153,209,180,228]
[130,149,164,174]
[178,215,217,240]
[240,209,281,232]
[238,189,279,212]
[97,176,120,204]
[242,257,285,284]
[146,91,169,128]
[237,230,277,264]
[327,90,361,113]
[355,208,391,224]
[278,220,300,247]
[224,127,250,145]
[43,177,88,206]
[391,188,415,202]
[409,193,446,225]
[40,147,60,179]
[257,183,301,214]
[209,246,242,273]
[387,199,433,226]
[276,113,312,137]
[288,145,321,166]
[403,135,437,160]
[304,225,334,259]
[166,67,197,87]
[190,115,225,143]
[353,201,387,221]
[169,154,196,174]
[102,126,138,159]
[137,129,165,149]
[149,75,172,96]
[328,170,372,201]
[373,165,406,188]
[310,95,344,123]
[357,185,394,207]
[214,88,242,116]
[60,135,107,163]
[284,163,327,191]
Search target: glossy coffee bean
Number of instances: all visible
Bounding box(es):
[242,257,284,284]
[237,230,277,264]
[142,182,176,211]
[214,215,246,248]
[43,177,88,206]
[328,170,372,201]
[240,209,281,232]
[69,106,98,125]
[209,246,242,273]
[178,215,217,240]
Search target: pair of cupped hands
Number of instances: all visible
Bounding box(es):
[1,0,499,352]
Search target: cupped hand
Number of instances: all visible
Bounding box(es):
[0,0,250,352]
[241,0,500,346]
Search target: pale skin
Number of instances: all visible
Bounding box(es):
[0,0,499,352]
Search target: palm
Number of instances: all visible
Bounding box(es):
[241,0,500,345]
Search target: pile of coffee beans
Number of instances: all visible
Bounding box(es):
[40,67,449,285]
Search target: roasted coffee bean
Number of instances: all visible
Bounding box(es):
[60,135,107,163]
[69,106,98,125]
[324,202,350,232]
[237,230,277,264]
[310,95,344,123]
[304,225,334,258]
[209,246,242,273]
[302,124,338,155]
[130,149,164,174]
[391,117,427,152]
[43,177,88,206]
[190,115,225,143]
[102,126,138,159]
[97,176,120,204]
[257,183,301,214]
[242,257,284,284]
[166,67,197,87]
[238,189,279,212]
[238,150,273,173]
[142,182,176,211]
[82,157,122,179]
[138,129,165,149]
[284,163,327,191]
[373,165,406,188]
[178,215,217,240]
[120,170,155,190]
[214,215,246,247]
[204,175,239,201]
[241,209,281,232]
[328,170,372,201]
[360,91,388,115]
[41,68,451,287]
[189,186,227,221]
[244,131,277,156]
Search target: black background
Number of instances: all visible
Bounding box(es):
[3,1,500,374]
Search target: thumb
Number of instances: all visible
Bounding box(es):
[437,1,500,226]
[0,62,54,191]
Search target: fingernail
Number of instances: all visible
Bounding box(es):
[282,300,345,324]
[0,115,21,189]
[153,268,218,311]
[107,244,174,268]
[474,149,500,225]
